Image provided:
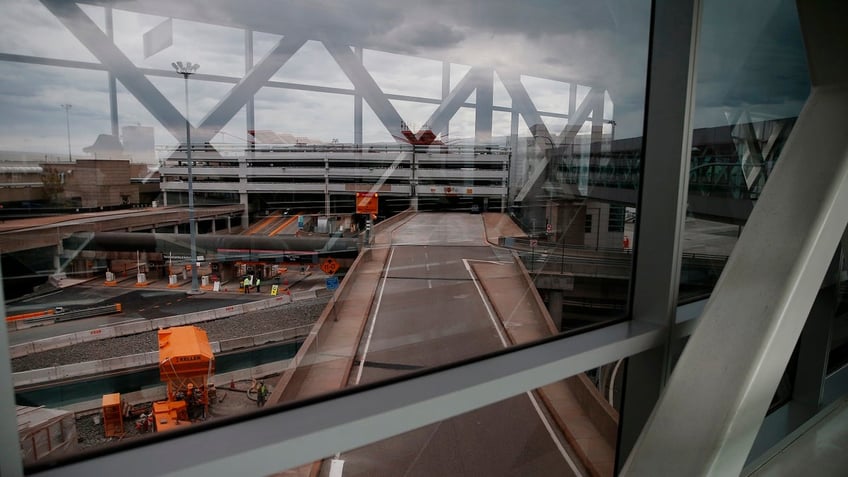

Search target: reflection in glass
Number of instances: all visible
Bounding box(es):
[2,0,650,469]
[680,0,810,297]
[274,369,624,477]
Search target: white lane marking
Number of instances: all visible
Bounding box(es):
[355,247,396,385]
[464,258,583,477]
[463,259,508,347]
[425,251,432,288]
[608,359,624,406]
[527,390,581,475]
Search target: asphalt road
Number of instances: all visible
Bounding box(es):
[327,213,581,477]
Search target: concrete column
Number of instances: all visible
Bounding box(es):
[173,224,179,234]
[354,47,363,145]
[227,216,232,233]
[53,244,64,279]
[240,192,249,229]
[211,218,216,234]
[558,201,586,246]
[548,290,563,331]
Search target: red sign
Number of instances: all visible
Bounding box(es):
[356,192,378,214]
[320,258,340,275]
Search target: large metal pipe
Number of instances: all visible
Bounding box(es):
[63,232,360,256]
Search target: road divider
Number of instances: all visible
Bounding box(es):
[13,324,312,387]
[10,291,319,359]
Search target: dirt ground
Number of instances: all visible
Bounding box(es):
[76,378,275,449]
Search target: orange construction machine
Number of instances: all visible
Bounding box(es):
[153,326,215,432]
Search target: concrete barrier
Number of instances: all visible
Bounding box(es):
[215,305,242,319]
[14,367,56,387]
[14,326,309,388]
[242,301,266,313]
[9,342,35,359]
[10,291,313,358]
[291,290,316,301]
[114,320,153,336]
[14,351,159,387]
[508,256,620,472]
[218,336,256,352]
[272,248,378,403]
[253,330,286,346]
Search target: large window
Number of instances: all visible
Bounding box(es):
[0,0,656,475]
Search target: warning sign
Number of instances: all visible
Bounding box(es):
[320,257,339,275]
[271,284,279,296]
[355,192,378,215]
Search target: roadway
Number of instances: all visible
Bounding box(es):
[326,213,583,476]
[5,267,327,346]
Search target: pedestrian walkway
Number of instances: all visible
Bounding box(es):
[472,260,616,477]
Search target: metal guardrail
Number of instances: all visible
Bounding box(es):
[52,304,122,323]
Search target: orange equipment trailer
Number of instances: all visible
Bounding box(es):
[153,326,214,431]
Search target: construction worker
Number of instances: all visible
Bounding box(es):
[257,381,268,407]
[256,278,261,293]
[243,276,250,294]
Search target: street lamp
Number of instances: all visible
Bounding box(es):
[172,61,202,295]
[60,104,72,161]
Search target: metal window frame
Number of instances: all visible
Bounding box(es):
[21,321,664,477]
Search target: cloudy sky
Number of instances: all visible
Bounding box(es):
[0,0,808,163]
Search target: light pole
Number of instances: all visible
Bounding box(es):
[606,119,616,143]
[60,104,72,161]
[172,61,202,295]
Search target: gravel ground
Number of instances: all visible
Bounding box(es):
[12,294,331,372]
[74,381,263,449]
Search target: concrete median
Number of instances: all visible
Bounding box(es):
[10,293,306,358]
[218,336,257,352]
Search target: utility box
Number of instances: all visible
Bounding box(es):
[101,393,123,437]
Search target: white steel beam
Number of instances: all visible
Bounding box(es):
[423,67,488,140]
[40,0,189,141]
[323,41,406,142]
[195,35,308,143]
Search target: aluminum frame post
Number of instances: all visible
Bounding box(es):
[616,0,702,468]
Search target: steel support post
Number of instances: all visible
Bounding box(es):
[475,68,493,144]
[616,0,702,469]
[245,29,255,150]
[105,6,119,137]
[354,47,363,145]
[0,268,23,477]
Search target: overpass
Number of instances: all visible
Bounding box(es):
[268,211,619,476]
[0,205,244,255]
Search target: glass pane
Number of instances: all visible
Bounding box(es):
[270,368,623,477]
[680,0,810,300]
[1,0,650,469]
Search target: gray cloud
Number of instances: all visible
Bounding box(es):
[0,0,811,159]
